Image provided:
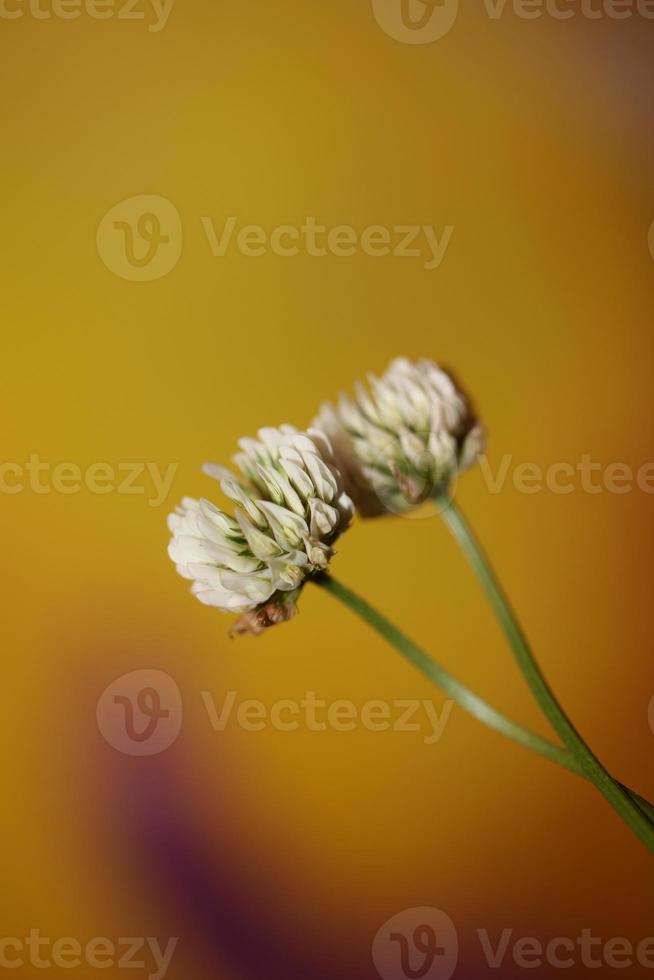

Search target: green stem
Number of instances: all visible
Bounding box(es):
[315,575,574,768]
[436,496,654,853]
[313,575,654,826]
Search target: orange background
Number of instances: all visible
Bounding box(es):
[2,1,654,977]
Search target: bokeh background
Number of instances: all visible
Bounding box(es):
[2,1,654,977]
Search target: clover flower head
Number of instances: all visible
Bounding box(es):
[315,357,484,516]
[167,426,354,635]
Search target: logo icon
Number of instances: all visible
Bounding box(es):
[96,195,183,282]
[373,908,458,980]
[96,669,183,756]
[371,0,459,43]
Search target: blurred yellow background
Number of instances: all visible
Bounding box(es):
[2,1,654,977]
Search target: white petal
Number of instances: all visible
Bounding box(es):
[302,452,337,503]
[236,510,283,560]
[280,458,314,499]
[308,498,339,538]
[221,478,266,528]
[257,464,304,516]
[203,462,238,483]
[256,500,308,550]
[193,586,254,611]
[220,571,274,604]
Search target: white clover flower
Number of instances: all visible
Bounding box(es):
[315,357,484,516]
[168,426,354,635]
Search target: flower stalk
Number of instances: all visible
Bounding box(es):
[434,496,654,852]
[313,575,654,831]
